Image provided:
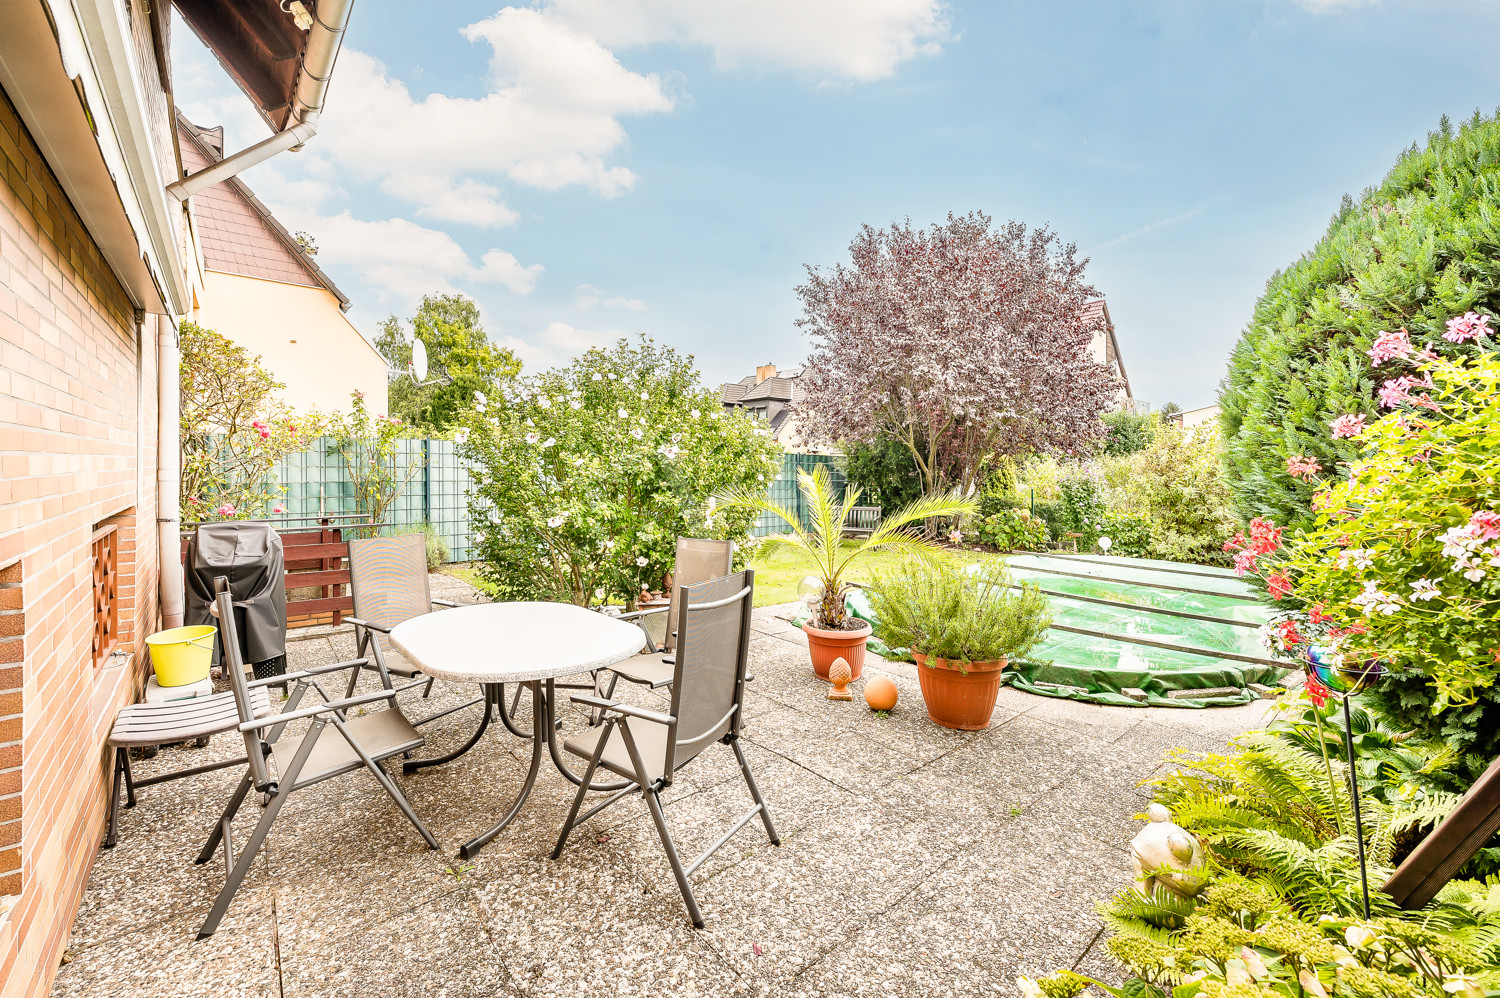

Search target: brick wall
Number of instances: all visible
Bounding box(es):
[0,82,160,998]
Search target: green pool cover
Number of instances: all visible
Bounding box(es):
[796,553,1288,708]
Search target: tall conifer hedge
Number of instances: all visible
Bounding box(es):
[1221,111,1500,526]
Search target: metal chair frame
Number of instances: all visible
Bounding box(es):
[551,571,779,928]
[194,577,438,940]
[344,533,483,726]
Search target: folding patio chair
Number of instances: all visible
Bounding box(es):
[345,533,482,725]
[103,684,276,849]
[552,569,779,928]
[601,537,734,692]
[194,577,438,940]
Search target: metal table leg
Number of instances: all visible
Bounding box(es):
[459,681,547,859]
[403,682,497,774]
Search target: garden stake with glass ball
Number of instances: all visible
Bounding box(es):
[1304,647,1384,920]
[1341,695,1371,920]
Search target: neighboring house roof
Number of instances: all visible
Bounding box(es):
[721,383,749,404]
[177,113,350,310]
[1082,298,1132,399]
[739,376,796,404]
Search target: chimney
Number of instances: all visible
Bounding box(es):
[755,363,777,384]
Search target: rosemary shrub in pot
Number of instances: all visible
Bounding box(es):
[871,560,1051,729]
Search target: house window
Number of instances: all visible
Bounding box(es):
[91,524,120,669]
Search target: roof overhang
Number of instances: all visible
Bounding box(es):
[0,0,181,313]
[172,0,309,132]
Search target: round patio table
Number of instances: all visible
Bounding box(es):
[390,601,646,858]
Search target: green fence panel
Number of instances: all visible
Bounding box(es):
[265,438,819,561]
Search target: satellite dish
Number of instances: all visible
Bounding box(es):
[410,338,429,382]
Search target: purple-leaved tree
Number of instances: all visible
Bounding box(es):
[797,212,1120,497]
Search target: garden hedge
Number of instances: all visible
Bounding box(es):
[1221,111,1500,526]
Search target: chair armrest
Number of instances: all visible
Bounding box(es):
[238,678,430,732]
[568,694,675,727]
[431,598,462,608]
[614,605,669,622]
[245,658,369,689]
[344,616,391,633]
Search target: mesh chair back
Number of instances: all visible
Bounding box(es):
[213,579,274,790]
[347,535,432,650]
[662,538,734,653]
[663,570,754,775]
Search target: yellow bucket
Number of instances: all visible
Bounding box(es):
[145,625,217,687]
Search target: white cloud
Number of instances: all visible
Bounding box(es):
[499,320,628,368]
[313,13,672,224]
[543,0,951,81]
[1292,0,1374,9]
[575,283,647,310]
[311,213,543,301]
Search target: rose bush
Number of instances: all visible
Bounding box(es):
[179,322,312,521]
[1231,324,1500,758]
[459,337,781,607]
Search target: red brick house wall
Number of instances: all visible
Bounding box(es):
[0,83,160,998]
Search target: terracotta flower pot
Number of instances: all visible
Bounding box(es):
[803,619,872,681]
[913,652,1008,730]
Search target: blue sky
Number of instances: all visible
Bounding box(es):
[174,0,1500,410]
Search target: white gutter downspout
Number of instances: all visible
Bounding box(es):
[159,0,357,623]
[158,316,184,628]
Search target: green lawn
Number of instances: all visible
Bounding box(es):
[442,544,1009,609]
[747,541,1006,607]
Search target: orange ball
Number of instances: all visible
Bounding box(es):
[863,675,898,712]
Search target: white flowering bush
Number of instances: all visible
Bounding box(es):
[458,337,781,606]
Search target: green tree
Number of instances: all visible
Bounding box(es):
[1221,109,1500,527]
[841,436,926,512]
[376,293,520,429]
[1099,408,1156,456]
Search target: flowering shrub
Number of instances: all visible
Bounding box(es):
[459,337,780,607]
[324,390,419,524]
[179,322,312,521]
[1242,334,1500,756]
[971,508,1047,551]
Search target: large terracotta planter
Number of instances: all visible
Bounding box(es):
[913,652,1007,730]
[804,620,872,681]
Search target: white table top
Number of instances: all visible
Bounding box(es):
[389,602,646,683]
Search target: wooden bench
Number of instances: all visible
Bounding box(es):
[842,506,882,538]
[180,522,360,631]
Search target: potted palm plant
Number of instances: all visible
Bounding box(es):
[870,560,1051,729]
[716,465,974,681]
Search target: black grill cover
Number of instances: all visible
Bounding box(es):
[184,522,287,666]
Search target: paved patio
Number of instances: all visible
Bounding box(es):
[53,575,1267,998]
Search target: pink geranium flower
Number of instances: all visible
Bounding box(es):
[1330,414,1367,439]
[1470,510,1500,542]
[216,503,237,517]
[1444,312,1492,343]
[1367,328,1412,364]
[1286,455,1322,479]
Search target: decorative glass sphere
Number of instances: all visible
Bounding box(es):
[798,575,825,606]
[1302,645,1384,698]
[1098,536,1113,553]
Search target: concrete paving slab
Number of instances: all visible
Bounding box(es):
[55,581,1258,998]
